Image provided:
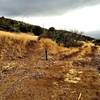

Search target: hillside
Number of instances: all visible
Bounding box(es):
[0,31,100,100]
[0,17,95,47]
[0,16,44,35]
[86,31,100,39]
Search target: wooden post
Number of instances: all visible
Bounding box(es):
[45,47,48,60]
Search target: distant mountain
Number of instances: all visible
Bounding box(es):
[86,31,100,39]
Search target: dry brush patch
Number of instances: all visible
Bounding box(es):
[0,31,39,60]
[40,38,68,55]
[0,31,39,44]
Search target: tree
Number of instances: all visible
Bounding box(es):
[32,26,43,36]
[47,27,56,39]
[19,24,29,32]
[48,27,55,32]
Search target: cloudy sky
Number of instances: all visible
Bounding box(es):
[0,0,100,38]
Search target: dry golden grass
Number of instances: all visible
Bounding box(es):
[0,31,39,45]
[0,31,40,60]
[0,30,100,60]
[0,31,64,55]
[40,38,68,54]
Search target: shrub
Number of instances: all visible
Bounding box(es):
[32,26,43,36]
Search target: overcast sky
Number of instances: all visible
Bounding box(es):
[0,0,100,38]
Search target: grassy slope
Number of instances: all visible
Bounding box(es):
[0,31,100,100]
[0,17,95,44]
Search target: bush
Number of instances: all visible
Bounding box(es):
[32,26,43,36]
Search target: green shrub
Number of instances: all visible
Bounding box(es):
[32,26,43,36]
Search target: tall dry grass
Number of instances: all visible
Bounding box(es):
[0,30,100,60]
[0,31,39,60]
[0,31,39,45]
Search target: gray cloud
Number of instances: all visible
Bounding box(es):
[85,30,100,39]
[0,0,100,16]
